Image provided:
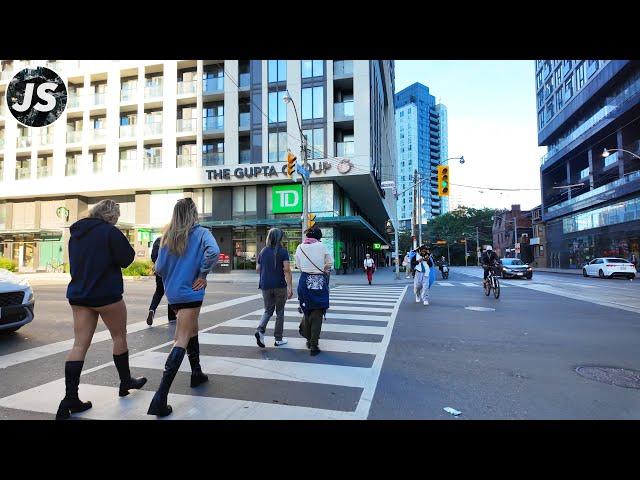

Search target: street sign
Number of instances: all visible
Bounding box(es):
[436,240,447,245]
[381,180,395,188]
[381,245,390,250]
[295,162,310,183]
[373,243,382,251]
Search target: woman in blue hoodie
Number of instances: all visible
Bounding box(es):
[57,199,147,420]
[147,197,220,417]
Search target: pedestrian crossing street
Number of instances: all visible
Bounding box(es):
[0,285,408,420]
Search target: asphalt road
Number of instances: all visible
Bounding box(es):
[1,268,639,419]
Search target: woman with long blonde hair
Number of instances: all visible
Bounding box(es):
[147,197,220,417]
[58,199,147,419]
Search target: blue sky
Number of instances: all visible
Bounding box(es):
[394,60,546,210]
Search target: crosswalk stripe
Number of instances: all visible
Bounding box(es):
[317,299,397,306]
[224,318,387,334]
[437,282,454,286]
[333,288,406,293]
[329,295,401,301]
[198,333,381,355]
[284,304,393,314]
[245,310,390,322]
[0,381,354,420]
[131,351,371,388]
[461,282,479,287]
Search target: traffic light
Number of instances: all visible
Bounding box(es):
[437,165,449,197]
[307,213,316,229]
[286,151,297,178]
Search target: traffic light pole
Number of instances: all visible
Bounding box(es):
[301,134,309,243]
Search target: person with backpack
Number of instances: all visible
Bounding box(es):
[254,228,293,348]
[414,246,433,306]
[363,253,376,285]
[295,226,333,356]
[146,236,177,325]
[147,198,220,417]
[57,199,147,419]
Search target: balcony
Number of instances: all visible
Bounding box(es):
[0,103,5,116]
[143,155,162,170]
[66,161,78,176]
[177,153,198,168]
[37,165,53,178]
[177,80,196,95]
[334,60,353,78]
[91,129,106,142]
[16,136,32,148]
[239,73,250,88]
[120,88,137,102]
[92,92,106,106]
[16,166,31,180]
[177,118,197,134]
[66,130,82,143]
[335,141,355,157]
[203,77,224,94]
[144,82,163,99]
[0,137,4,149]
[40,133,54,145]
[68,94,80,108]
[119,125,136,138]
[203,116,224,133]
[334,101,354,121]
[91,160,103,174]
[239,150,251,164]
[46,61,61,72]
[239,112,250,129]
[119,158,137,173]
[203,152,224,166]
[144,122,162,136]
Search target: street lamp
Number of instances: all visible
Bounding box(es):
[602,147,640,161]
[283,91,309,242]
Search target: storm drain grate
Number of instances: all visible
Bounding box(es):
[575,366,640,390]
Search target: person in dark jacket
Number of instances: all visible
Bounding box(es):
[146,236,177,325]
[57,199,147,420]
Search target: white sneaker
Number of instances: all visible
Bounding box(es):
[274,338,288,347]
[416,295,421,303]
[423,300,429,306]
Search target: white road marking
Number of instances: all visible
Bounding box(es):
[223,318,387,335]
[437,282,454,286]
[245,310,389,322]
[0,294,262,370]
[198,333,381,355]
[285,304,393,314]
[461,282,480,287]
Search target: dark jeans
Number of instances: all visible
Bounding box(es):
[256,287,287,341]
[149,274,176,320]
[299,309,324,347]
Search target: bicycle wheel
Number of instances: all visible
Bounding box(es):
[493,277,500,299]
[484,277,491,296]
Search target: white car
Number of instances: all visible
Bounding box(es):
[582,258,637,279]
[0,269,35,333]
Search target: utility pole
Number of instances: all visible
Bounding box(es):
[476,226,480,266]
[464,237,468,266]
[301,134,310,243]
[411,169,417,250]
[417,172,423,248]
[513,217,518,259]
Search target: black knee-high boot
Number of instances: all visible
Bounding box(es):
[56,361,92,420]
[187,335,208,388]
[147,347,185,417]
[113,351,147,397]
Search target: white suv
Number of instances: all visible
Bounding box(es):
[0,269,35,333]
[582,258,637,280]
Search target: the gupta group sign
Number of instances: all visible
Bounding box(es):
[272,184,303,214]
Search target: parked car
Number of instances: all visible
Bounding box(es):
[499,258,533,279]
[0,269,35,333]
[582,258,636,279]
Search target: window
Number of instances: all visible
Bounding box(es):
[400,111,404,118]
[556,88,563,110]
[203,141,224,166]
[301,60,324,78]
[119,148,137,173]
[576,62,586,89]
[301,86,324,120]
[546,101,554,120]
[268,60,287,83]
[92,150,105,174]
[268,131,287,163]
[580,167,589,179]
[554,68,561,91]
[232,186,257,217]
[303,128,324,159]
[66,154,79,176]
[604,153,617,167]
[564,76,574,100]
[268,90,287,123]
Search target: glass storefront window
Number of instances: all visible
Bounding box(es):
[232,227,257,270]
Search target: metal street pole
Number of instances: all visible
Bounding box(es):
[301,134,309,243]
[447,242,450,265]
[417,172,422,248]
[394,225,400,280]
[464,238,468,266]
[476,226,480,266]
[411,169,417,250]
[513,217,518,259]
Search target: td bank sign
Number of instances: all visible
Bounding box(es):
[272,184,303,214]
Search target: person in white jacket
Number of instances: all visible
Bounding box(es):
[363,253,376,285]
[414,247,432,306]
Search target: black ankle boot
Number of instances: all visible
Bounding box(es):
[187,335,208,388]
[113,351,147,397]
[56,361,92,420]
[147,347,185,417]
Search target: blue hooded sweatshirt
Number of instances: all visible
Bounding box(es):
[66,217,135,305]
[155,224,220,304]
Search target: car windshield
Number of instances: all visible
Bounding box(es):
[605,258,629,263]
[502,259,524,265]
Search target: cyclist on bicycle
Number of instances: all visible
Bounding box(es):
[481,245,500,286]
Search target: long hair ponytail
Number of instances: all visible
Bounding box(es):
[264,228,284,269]
[161,198,199,256]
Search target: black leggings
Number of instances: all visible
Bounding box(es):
[149,275,176,320]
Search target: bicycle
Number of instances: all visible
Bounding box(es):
[483,265,500,299]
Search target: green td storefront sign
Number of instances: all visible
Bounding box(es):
[272,184,303,214]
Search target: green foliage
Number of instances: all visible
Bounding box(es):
[122,260,153,277]
[0,257,17,272]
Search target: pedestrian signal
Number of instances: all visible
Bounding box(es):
[308,213,316,229]
[437,165,449,197]
[286,151,297,178]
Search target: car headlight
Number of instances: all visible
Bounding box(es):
[25,289,34,303]
[527,267,532,271]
